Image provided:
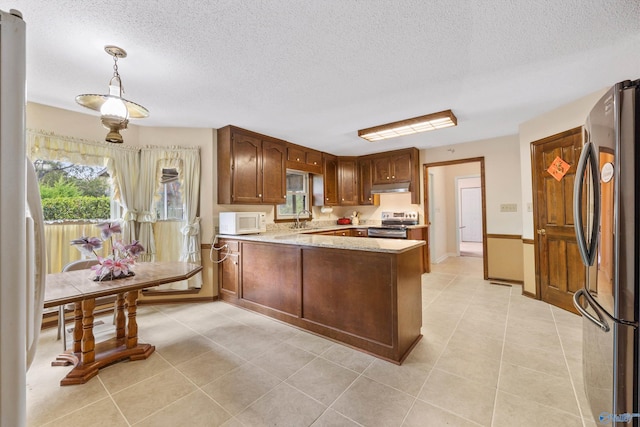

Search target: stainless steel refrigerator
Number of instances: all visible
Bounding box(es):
[0,9,46,427]
[573,79,640,426]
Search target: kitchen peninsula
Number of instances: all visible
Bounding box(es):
[215,229,424,363]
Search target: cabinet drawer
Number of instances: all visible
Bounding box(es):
[287,146,306,163]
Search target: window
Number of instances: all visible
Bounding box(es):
[155,168,184,220]
[34,159,112,221]
[276,170,310,220]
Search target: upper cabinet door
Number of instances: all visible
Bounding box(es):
[372,157,392,185]
[338,157,358,206]
[231,133,262,203]
[261,140,287,204]
[323,154,339,205]
[358,159,374,205]
[390,152,412,182]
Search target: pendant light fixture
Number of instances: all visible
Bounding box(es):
[76,45,149,143]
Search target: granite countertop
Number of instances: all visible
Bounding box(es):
[216,226,426,254]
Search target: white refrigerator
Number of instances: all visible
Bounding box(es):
[0,9,46,427]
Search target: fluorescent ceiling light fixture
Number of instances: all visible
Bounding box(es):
[76,45,149,143]
[358,109,457,142]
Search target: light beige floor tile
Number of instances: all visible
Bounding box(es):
[446,328,504,361]
[236,383,326,427]
[493,391,583,427]
[311,409,360,426]
[320,344,375,373]
[220,417,245,427]
[403,337,446,366]
[418,368,496,426]
[434,346,501,388]
[498,362,580,415]
[285,330,336,355]
[154,333,222,366]
[503,325,564,354]
[41,397,127,427]
[176,344,246,386]
[455,315,507,342]
[111,368,196,425]
[286,358,359,406]
[203,322,281,359]
[134,390,231,427]
[331,376,414,426]
[404,399,483,427]
[98,352,172,394]
[362,358,431,396]
[250,341,316,380]
[201,363,281,415]
[27,364,109,427]
[501,341,570,379]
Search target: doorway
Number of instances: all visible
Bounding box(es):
[457,176,483,257]
[423,157,488,280]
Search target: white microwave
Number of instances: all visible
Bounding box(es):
[219,212,266,235]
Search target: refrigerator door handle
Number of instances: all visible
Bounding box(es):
[573,142,600,266]
[573,288,610,332]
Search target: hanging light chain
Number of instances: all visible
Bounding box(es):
[110,55,124,95]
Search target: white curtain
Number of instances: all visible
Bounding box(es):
[106,149,142,244]
[27,130,202,289]
[140,146,202,289]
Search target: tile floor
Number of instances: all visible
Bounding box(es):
[27,256,597,426]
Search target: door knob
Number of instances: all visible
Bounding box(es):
[537,229,546,235]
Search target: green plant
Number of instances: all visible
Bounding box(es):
[41,196,110,221]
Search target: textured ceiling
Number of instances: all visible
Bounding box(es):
[3,0,640,155]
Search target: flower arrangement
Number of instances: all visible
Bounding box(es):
[71,221,144,281]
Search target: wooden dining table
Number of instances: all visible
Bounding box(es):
[44,261,203,386]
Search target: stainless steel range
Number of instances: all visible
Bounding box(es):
[367,211,418,239]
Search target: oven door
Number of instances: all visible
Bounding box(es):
[367,227,408,239]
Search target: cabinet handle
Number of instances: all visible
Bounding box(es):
[326,197,329,200]
[368,197,372,201]
[386,176,390,180]
[296,158,300,161]
[313,161,317,165]
[342,198,345,201]
[258,194,262,197]
[392,175,395,179]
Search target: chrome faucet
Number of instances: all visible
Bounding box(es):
[295,209,312,229]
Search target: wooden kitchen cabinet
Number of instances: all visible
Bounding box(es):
[365,147,420,204]
[338,157,358,206]
[319,153,339,206]
[408,226,430,273]
[358,158,377,205]
[286,143,323,174]
[217,125,287,205]
[371,150,414,184]
[241,242,301,317]
[217,239,240,301]
[217,239,423,363]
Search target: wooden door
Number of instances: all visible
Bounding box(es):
[338,157,358,205]
[532,127,584,314]
[261,140,287,204]
[231,133,262,203]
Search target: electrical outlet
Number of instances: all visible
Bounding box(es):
[500,203,518,213]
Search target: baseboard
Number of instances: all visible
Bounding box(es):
[521,289,537,299]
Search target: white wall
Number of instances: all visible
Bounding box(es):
[422,134,522,236]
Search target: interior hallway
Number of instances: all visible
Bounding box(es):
[27,257,595,426]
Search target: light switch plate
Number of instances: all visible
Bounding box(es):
[500,203,518,213]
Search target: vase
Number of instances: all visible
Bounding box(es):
[93,271,135,282]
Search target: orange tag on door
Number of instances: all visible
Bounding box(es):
[547,156,571,181]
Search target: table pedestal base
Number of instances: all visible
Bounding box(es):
[54,337,154,386]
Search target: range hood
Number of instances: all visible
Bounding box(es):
[370,182,410,194]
